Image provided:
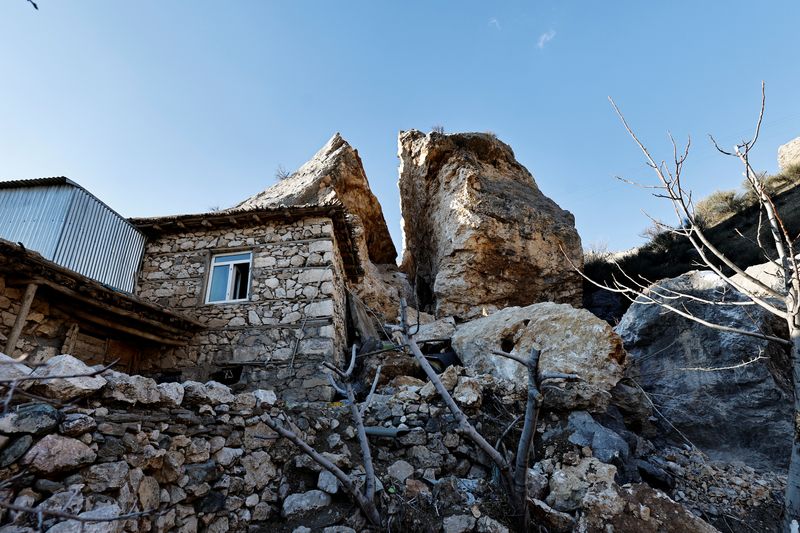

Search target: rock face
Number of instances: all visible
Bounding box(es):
[397,130,583,319]
[235,133,406,321]
[452,303,626,411]
[615,270,792,471]
[778,136,800,172]
[236,133,396,265]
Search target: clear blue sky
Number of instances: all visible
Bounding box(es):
[2,1,799,254]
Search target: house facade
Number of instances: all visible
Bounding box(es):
[131,204,360,402]
[0,177,362,403]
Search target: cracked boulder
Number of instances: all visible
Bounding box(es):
[398,130,583,319]
[452,303,626,411]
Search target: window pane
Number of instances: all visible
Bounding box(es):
[232,262,250,300]
[213,252,252,264]
[208,265,229,302]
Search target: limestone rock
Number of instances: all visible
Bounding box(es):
[281,489,332,518]
[398,130,583,319]
[242,450,277,490]
[388,460,414,482]
[103,371,160,405]
[452,303,626,411]
[317,470,339,494]
[577,483,719,532]
[0,403,59,435]
[615,270,792,471]
[0,352,33,383]
[546,457,617,512]
[453,377,482,408]
[22,434,96,474]
[252,389,277,407]
[236,133,396,264]
[778,136,800,171]
[29,354,106,400]
[47,504,122,533]
[442,514,476,533]
[59,413,96,436]
[414,316,456,343]
[85,461,130,491]
[157,382,184,407]
[183,380,234,406]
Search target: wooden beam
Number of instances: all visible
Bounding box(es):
[3,283,38,355]
[68,307,189,346]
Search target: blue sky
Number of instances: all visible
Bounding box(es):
[2,1,799,254]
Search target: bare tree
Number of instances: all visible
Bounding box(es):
[392,298,579,529]
[262,346,383,527]
[576,83,800,532]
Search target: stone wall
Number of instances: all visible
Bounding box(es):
[136,216,348,403]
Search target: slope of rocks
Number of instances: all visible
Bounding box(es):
[397,130,583,320]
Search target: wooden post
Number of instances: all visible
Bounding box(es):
[3,283,38,356]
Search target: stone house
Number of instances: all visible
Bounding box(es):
[130,204,362,402]
[0,176,365,403]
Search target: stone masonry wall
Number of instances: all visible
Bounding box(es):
[136,216,348,403]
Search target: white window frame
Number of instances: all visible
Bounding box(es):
[205,251,253,304]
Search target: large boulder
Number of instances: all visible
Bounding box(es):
[398,130,583,320]
[451,303,626,411]
[236,132,396,264]
[235,133,404,321]
[615,270,792,471]
[778,136,800,172]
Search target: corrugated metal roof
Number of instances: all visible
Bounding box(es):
[0,177,146,292]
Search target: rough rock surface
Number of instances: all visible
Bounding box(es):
[778,136,800,171]
[29,354,106,400]
[452,303,626,411]
[235,133,405,321]
[22,434,97,474]
[236,132,396,264]
[615,270,792,471]
[397,130,583,319]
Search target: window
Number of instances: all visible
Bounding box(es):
[206,251,252,303]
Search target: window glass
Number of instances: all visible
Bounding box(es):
[213,252,251,264]
[208,265,229,302]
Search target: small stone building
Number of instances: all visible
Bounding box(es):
[130,204,362,402]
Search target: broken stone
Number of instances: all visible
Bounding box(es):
[546,457,617,512]
[22,435,97,474]
[46,503,122,533]
[157,381,184,407]
[85,461,130,491]
[317,470,339,494]
[566,411,630,464]
[442,514,476,533]
[0,352,33,383]
[183,380,234,406]
[59,413,96,437]
[0,403,59,435]
[453,377,482,408]
[281,489,332,518]
[252,389,277,407]
[29,354,106,400]
[103,370,160,404]
[388,460,415,483]
[0,435,33,468]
